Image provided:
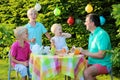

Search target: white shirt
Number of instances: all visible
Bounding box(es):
[51,36,68,50]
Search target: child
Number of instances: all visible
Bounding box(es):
[10,26,31,80]
[50,23,71,54]
[25,8,51,49]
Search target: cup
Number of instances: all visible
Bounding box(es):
[74,48,80,55]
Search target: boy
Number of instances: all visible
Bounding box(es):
[11,26,31,80]
[26,8,51,49]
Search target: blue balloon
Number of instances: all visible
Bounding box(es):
[99,16,106,25]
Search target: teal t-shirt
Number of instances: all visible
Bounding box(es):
[26,22,47,48]
[88,27,112,69]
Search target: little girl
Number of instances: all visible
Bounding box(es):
[10,26,31,80]
[50,23,71,54]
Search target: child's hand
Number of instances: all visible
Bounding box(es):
[50,39,55,48]
[30,38,36,43]
[50,39,54,43]
[22,61,29,66]
[62,33,71,38]
[70,45,75,53]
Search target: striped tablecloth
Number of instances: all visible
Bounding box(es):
[29,54,86,80]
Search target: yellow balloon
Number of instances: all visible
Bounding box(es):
[85,3,93,13]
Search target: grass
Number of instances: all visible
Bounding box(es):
[0,59,8,80]
[0,59,19,80]
[0,59,119,80]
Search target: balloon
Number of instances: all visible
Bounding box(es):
[85,3,93,13]
[54,6,61,16]
[67,16,75,25]
[99,16,106,25]
[35,3,41,11]
[75,18,81,24]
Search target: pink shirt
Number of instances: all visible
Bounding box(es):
[11,41,31,66]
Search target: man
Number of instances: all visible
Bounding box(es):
[80,13,112,80]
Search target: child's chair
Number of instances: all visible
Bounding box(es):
[8,51,19,80]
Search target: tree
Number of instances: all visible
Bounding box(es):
[111,4,120,77]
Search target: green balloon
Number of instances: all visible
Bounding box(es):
[54,7,61,16]
[75,18,81,24]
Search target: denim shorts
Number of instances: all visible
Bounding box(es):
[14,64,32,78]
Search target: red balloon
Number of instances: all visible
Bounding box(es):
[67,16,74,25]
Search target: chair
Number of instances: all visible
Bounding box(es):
[8,51,19,80]
[109,66,113,80]
[109,50,114,80]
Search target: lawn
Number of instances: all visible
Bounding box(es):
[0,59,119,80]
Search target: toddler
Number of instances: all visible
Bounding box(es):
[51,23,71,54]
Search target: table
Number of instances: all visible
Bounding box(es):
[29,54,86,80]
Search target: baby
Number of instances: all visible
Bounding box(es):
[50,23,71,54]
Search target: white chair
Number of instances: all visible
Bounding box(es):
[8,51,19,80]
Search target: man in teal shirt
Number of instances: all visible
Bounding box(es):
[80,13,112,80]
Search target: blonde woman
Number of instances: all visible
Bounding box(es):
[10,26,31,80]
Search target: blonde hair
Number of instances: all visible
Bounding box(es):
[14,26,27,39]
[27,8,38,16]
[51,23,62,33]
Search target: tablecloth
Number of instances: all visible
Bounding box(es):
[29,54,86,80]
